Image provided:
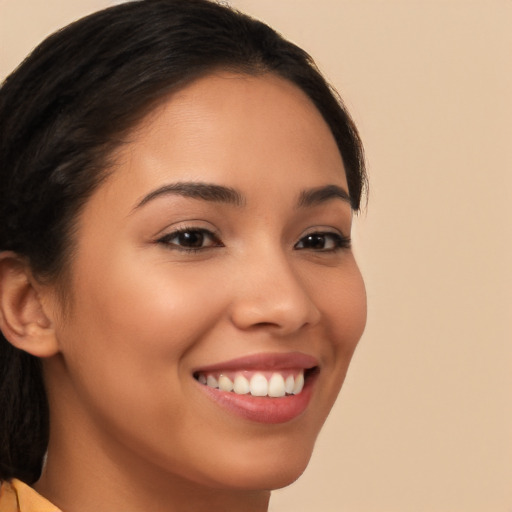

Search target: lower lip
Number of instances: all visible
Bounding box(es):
[196,372,317,424]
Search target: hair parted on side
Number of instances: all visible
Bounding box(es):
[0,0,366,484]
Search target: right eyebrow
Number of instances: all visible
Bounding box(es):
[132,181,246,211]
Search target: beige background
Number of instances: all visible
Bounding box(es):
[1,1,511,511]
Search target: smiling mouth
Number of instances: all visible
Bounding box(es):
[192,353,320,423]
[193,368,319,398]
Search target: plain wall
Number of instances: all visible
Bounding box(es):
[1,1,511,511]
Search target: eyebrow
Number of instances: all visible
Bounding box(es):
[297,184,351,208]
[133,181,351,211]
[134,182,246,210]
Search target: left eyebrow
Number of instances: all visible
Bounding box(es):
[297,185,351,208]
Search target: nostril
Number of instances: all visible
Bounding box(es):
[253,321,281,329]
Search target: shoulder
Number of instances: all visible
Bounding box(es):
[0,479,61,512]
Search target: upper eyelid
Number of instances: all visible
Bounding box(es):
[157,226,220,240]
[297,231,350,242]
[298,225,348,238]
[154,221,219,238]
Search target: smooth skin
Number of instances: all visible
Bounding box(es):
[0,72,366,512]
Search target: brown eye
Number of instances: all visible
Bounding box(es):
[176,230,206,248]
[158,228,223,251]
[300,234,328,250]
[295,232,351,251]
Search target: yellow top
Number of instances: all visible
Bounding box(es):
[0,480,61,512]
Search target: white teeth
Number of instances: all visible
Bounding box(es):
[233,374,250,395]
[249,373,268,397]
[200,370,307,397]
[292,372,304,394]
[285,375,295,394]
[218,375,234,392]
[206,375,218,388]
[268,373,286,397]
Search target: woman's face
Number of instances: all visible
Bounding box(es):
[45,72,366,490]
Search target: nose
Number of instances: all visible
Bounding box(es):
[229,250,321,335]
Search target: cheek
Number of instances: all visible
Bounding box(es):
[314,261,367,402]
[336,266,367,348]
[55,250,224,422]
[70,248,223,353]
[315,260,367,352]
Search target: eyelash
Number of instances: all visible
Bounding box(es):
[156,228,351,253]
[294,232,351,252]
[156,227,223,253]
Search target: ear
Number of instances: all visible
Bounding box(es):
[0,251,59,358]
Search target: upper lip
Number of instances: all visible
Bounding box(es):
[193,352,319,373]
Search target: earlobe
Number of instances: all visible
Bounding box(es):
[0,251,59,358]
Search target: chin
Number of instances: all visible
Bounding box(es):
[199,435,316,492]
[212,461,310,492]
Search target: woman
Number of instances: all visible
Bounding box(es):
[0,1,367,511]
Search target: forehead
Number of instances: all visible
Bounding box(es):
[103,72,348,204]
